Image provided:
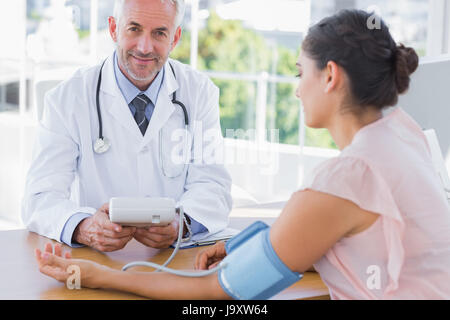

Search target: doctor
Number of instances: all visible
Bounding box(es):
[22,0,232,252]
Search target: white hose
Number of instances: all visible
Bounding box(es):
[121,206,226,277]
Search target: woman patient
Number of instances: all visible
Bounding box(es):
[35,9,450,299]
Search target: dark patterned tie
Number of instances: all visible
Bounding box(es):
[132,94,150,136]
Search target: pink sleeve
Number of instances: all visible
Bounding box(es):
[300,156,406,296]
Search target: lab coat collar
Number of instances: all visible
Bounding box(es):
[163,58,179,96]
[113,51,164,106]
[100,54,179,99]
[141,59,180,148]
[99,54,180,146]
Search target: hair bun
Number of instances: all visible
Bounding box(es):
[395,44,419,94]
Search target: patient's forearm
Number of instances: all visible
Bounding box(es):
[100,269,231,300]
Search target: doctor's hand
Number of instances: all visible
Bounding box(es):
[133,215,184,249]
[194,241,227,270]
[73,203,136,252]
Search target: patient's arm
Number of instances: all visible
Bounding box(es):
[35,242,230,299]
[269,190,379,274]
[35,190,378,299]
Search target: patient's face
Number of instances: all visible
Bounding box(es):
[295,52,333,128]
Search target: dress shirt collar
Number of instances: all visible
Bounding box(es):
[113,51,164,105]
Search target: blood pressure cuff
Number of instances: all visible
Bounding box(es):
[217,221,303,300]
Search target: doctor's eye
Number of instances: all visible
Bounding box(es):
[153,30,167,39]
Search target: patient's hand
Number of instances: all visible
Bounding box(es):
[194,241,227,270]
[35,243,109,289]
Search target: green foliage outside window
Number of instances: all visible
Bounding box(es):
[171,12,337,150]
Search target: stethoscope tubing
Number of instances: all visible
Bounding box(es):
[96,59,107,140]
[168,62,189,126]
[96,59,189,139]
[94,59,190,178]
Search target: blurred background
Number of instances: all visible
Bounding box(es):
[1,0,448,229]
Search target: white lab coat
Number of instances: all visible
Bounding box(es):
[22,54,232,242]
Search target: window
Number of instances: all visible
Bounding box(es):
[0,1,26,114]
[310,0,430,56]
[0,0,444,150]
[175,0,304,145]
[175,0,432,149]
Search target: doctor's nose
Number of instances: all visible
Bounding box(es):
[136,35,155,55]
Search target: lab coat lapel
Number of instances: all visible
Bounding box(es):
[100,55,144,141]
[141,61,179,148]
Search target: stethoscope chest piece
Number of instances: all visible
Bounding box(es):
[94,137,111,154]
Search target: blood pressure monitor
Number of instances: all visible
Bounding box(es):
[109,197,176,227]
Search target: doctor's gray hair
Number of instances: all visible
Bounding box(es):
[113,0,185,28]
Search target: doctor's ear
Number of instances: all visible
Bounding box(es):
[108,16,118,43]
[323,61,342,94]
[170,27,182,51]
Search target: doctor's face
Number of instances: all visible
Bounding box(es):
[109,0,181,88]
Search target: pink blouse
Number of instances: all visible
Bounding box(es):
[300,107,450,299]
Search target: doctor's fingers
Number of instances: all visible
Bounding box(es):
[91,234,134,252]
[133,224,178,248]
[134,229,176,249]
[134,235,173,249]
[147,223,179,238]
[101,226,136,239]
[135,228,175,242]
[95,214,123,233]
[99,202,110,214]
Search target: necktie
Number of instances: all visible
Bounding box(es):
[132,94,150,136]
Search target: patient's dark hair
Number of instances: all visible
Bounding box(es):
[302,9,419,111]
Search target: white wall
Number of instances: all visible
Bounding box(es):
[0,113,36,228]
[398,55,450,174]
[224,139,339,203]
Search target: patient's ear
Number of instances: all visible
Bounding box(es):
[324,61,341,94]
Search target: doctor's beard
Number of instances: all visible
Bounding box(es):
[119,48,167,82]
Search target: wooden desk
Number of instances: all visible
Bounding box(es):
[0,212,330,300]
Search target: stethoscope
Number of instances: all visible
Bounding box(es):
[93,59,190,178]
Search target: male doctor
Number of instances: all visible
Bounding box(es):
[22,0,232,252]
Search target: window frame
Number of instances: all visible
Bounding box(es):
[427,0,450,56]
